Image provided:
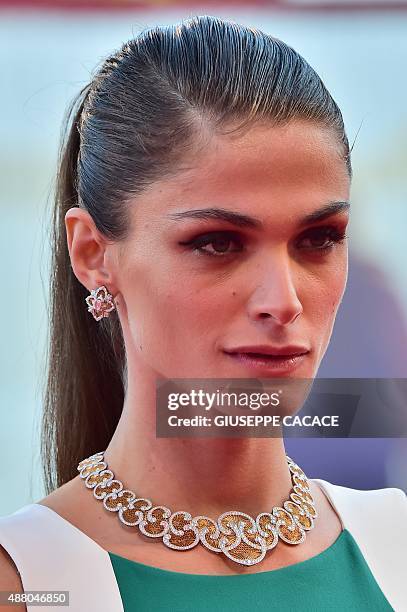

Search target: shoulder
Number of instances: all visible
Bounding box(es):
[314,478,406,505]
[0,543,22,587]
[313,478,407,528]
[313,481,407,610]
[0,478,85,600]
[33,473,102,536]
[0,545,26,611]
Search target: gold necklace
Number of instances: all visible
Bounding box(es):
[78,451,317,567]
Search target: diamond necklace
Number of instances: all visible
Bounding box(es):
[77,451,317,567]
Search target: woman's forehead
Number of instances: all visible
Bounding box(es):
[156,121,346,194]
[128,121,350,231]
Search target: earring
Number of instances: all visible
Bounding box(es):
[85,285,116,321]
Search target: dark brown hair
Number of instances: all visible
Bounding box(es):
[42,15,352,493]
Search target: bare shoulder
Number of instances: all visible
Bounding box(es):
[0,545,26,611]
[37,475,112,550]
[38,474,81,510]
[37,474,91,524]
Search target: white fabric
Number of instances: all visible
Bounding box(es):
[0,503,124,612]
[0,480,406,611]
[313,478,407,612]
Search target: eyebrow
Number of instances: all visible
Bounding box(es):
[166,201,350,229]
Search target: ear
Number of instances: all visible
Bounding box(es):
[65,207,118,295]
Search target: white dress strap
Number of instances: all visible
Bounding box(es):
[313,478,407,612]
[0,503,124,612]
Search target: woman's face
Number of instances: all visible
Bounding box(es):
[113,119,350,380]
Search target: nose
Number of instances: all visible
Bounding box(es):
[246,250,303,326]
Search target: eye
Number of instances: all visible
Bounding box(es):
[179,231,244,258]
[296,226,348,252]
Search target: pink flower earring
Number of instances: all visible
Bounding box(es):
[85,285,116,321]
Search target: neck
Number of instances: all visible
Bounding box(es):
[105,361,293,518]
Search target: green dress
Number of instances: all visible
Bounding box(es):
[108,528,393,611]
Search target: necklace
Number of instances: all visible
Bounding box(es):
[78,451,317,567]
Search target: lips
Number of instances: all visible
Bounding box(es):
[223,345,310,358]
[222,345,310,375]
[232,353,303,360]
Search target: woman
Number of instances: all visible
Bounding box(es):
[0,15,405,612]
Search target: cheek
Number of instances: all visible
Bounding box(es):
[124,261,221,372]
[161,285,222,338]
[306,257,347,344]
[329,253,348,312]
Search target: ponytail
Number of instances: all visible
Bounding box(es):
[41,86,125,493]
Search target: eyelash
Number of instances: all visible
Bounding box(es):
[179,227,348,259]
